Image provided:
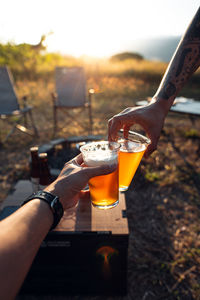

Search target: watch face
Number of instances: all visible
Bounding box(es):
[51,197,58,212]
[52,197,63,217]
[57,204,64,217]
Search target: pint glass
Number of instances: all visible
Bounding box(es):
[80,141,120,209]
[118,130,151,191]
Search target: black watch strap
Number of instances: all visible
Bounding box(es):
[22,190,64,230]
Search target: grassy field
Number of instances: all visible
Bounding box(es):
[0,57,200,299]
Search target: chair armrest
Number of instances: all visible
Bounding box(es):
[88,88,95,95]
[22,95,28,108]
[88,89,95,105]
[21,106,32,114]
[51,92,57,105]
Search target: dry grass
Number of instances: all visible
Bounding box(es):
[0,63,200,299]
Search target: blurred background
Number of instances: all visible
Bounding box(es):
[0,0,199,60]
[0,2,200,299]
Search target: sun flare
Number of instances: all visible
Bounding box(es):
[0,0,199,58]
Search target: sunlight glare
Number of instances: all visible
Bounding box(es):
[0,0,199,58]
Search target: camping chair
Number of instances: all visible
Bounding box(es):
[52,67,94,137]
[0,66,38,143]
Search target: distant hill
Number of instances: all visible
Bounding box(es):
[110,52,144,62]
[124,36,181,62]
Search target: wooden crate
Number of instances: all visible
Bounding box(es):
[1,180,129,296]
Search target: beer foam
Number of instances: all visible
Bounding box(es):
[83,151,118,167]
[80,141,119,167]
[119,139,146,153]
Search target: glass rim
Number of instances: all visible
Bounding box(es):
[119,129,151,145]
[80,140,121,153]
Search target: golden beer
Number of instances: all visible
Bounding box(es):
[80,141,120,209]
[88,167,119,208]
[118,130,151,191]
[119,142,146,191]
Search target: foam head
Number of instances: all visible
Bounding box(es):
[80,141,120,167]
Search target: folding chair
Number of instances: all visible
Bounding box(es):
[0,66,38,143]
[52,67,94,137]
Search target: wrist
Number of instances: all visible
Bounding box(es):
[31,198,54,225]
[22,190,64,230]
[44,179,67,210]
[44,183,62,208]
[150,96,172,119]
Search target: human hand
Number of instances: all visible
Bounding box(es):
[108,101,167,157]
[44,154,117,210]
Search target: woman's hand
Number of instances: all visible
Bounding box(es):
[108,101,167,158]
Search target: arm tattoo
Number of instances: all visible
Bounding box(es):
[156,7,200,101]
[176,48,192,76]
[160,82,176,99]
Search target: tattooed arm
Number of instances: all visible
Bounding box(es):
[108,7,200,157]
[153,6,200,112]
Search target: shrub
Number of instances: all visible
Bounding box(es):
[110,52,144,62]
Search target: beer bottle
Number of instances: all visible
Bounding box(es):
[39,153,52,190]
[30,146,40,192]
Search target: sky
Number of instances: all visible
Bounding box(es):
[0,0,199,57]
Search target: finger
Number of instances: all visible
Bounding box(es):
[108,118,115,141]
[80,162,87,167]
[144,142,157,158]
[108,107,138,141]
[108,108,131,141]
[65,154,83,167]
[79,190,90,200]
[108,116,123,141]
[74,153,83,165]
[123,125,131,139]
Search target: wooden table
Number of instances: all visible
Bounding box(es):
[136,97,200,120]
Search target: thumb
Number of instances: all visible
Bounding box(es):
[144,141,157,158]
[79,190,90,200]
[83,163,117,179]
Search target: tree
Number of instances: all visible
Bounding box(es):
[110,52,144,62]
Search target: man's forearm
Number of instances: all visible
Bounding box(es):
[0,200,53,300]
[154,7,200,113]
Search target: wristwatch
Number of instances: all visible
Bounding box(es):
[22,190,64,230]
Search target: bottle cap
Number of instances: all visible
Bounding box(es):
[30,146,39,152]
[39,153,48,159]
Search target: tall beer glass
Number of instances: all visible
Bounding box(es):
[80,141,120,209]
[118,130,151,191]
